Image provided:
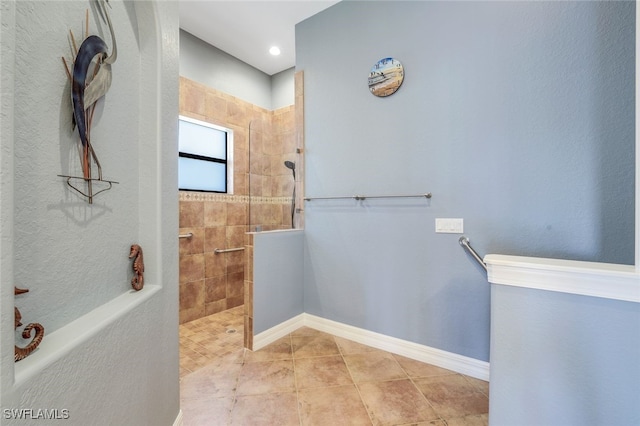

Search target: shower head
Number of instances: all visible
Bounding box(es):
[284,161,296,229]
[284,161,296,181]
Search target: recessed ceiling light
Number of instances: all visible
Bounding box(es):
[269,46,281,56]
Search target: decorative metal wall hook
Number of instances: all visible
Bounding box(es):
[58,175,119,204]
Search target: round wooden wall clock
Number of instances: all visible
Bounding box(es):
[368,58,404,97]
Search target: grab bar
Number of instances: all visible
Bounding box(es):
[459,236,487,271]
[214,247,245,254]
[304,193,432,201]
[179,233,193,239]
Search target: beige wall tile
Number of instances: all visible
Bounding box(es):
[265,204,283,226]
[180,254,205,283]
[244,314,253,350]
[249,130,263,159]
[226,100,249,127]
[204,226,226,253]
[233,132,249,175]
[181,78,206,116]
[226,251,244,275]
[205,299,227,316]
[227,296,243,309]
[249,175,264,198]
[248,111,264,133]
[233,172,248,196]
[227,203,247,226]
[204,201,226,227]
[205,276,226,303]
[204,252,225,278]
[204,90,227,123]
[227,272,244,299]
[179,227,204,255]
[244,280,253,314]
[245,246,253,280]
[179,306,206,324]
[227,225,246,247]
[180,279,205,310]
[281,131,296,155]
[180,201,204,228]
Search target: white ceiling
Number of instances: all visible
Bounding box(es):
[179,1,340,76]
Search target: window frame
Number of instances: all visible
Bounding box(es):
[178,115,234,194]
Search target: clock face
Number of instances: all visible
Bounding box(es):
[368,58,404,97]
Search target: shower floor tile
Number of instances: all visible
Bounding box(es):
[179,305,244,377]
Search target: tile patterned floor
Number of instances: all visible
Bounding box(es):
[179,307,489,425]
[180,306,245,377]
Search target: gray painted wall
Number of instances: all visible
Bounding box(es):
[253,230,305,334]
[490,284,640,425]
[272,67,295,110]
[1,1,180,424]
[297,1,635,362]
[180,29,294,110]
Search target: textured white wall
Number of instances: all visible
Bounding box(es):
[0,1,180,424]
[13,0,141,336]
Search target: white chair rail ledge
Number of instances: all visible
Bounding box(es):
[484,254,639,303]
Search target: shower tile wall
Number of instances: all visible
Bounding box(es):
[178,76,301,324]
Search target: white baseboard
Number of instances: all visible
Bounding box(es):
[173,409,183,426]
[253,314,305,350]
[253,313,489,381]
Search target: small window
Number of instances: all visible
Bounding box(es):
[178,116,233,193]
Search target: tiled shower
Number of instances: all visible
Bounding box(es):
[178,75,304,324]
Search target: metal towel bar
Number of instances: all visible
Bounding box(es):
[304,193,432,201]
[179,233,193,239]
[459,236,487,271]
[214,247,245,254]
